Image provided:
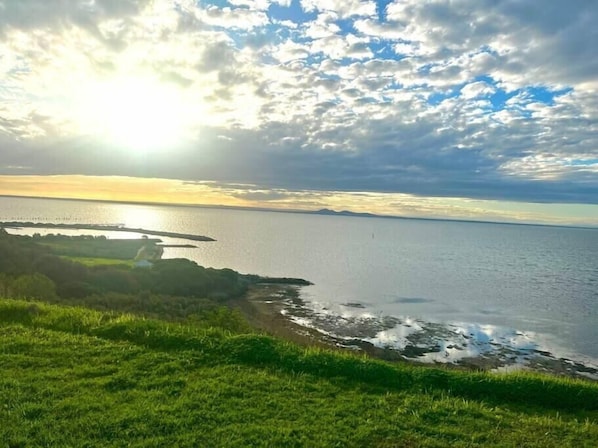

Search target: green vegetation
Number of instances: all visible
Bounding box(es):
[1,228,597,446]
[0,229,252,305]
[0,230,307,306]
[1,299,597,447]
[59,256,135,267]
[31,233,157,260]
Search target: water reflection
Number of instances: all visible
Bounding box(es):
[274,291,598,380]
[113,204,165,230]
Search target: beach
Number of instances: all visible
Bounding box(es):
[236,284,598,381]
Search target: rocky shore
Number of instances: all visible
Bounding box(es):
[236,284,598,381]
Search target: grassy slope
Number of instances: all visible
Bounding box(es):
[1,299,597,448]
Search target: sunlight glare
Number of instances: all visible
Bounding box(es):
[80,77,195,153]
[117,204,164,230]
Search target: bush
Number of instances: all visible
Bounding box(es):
[11,273,57,300]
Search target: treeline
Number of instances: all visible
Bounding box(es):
[0,229,252,324]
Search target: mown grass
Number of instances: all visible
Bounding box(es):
[59,256,136,267]
[1,298,597,447]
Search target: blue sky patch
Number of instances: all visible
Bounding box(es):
[268,0,315,24]
[568,159,598,166]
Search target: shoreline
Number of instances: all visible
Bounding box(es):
[233,284,477,366]
[2,227,596,384]
[3,225,595,381]
[230,284,339,351]
[0,221,215,242]
[235,284,598,381]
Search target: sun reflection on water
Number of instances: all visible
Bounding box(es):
[115,205,166,231]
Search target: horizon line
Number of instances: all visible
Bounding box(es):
[1,194,596,231]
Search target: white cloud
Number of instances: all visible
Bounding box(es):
[301,0,376,18]
[271,40,310,62]
[460,81,496,99]
[353,19,406,40]
[383,0,598,90]
[303,12,341,39]
[197,6,270,29]
[0,0,596,210]
[228,0,273,11]
[273,19,298,29]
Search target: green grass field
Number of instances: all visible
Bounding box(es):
[1,298,597,447]
[59,256,136,267]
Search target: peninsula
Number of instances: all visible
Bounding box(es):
[0,221,216,242]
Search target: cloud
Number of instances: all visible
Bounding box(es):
[0,0,596,218]
[197,5,270,30]
[460,81,495,99]
[301,0,377,18]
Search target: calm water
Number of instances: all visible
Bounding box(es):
[2,196,597,369]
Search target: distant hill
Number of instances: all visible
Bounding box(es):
[310,208,380,218]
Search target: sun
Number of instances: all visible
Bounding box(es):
[79,77,193,153]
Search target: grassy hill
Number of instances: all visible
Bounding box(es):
[2,298,597,447]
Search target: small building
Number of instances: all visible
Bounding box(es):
[134,259,153,269]
[134,238,164,267]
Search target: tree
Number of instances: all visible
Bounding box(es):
[11,273,57,300]
[0,273,13,297]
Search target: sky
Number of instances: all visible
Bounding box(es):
[0,0,597,226]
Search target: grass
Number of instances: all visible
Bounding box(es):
[34,236,152,260]
[1,298,598,447]
[59,256,135,267]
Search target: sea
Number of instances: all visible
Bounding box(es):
[2,196,597,377]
